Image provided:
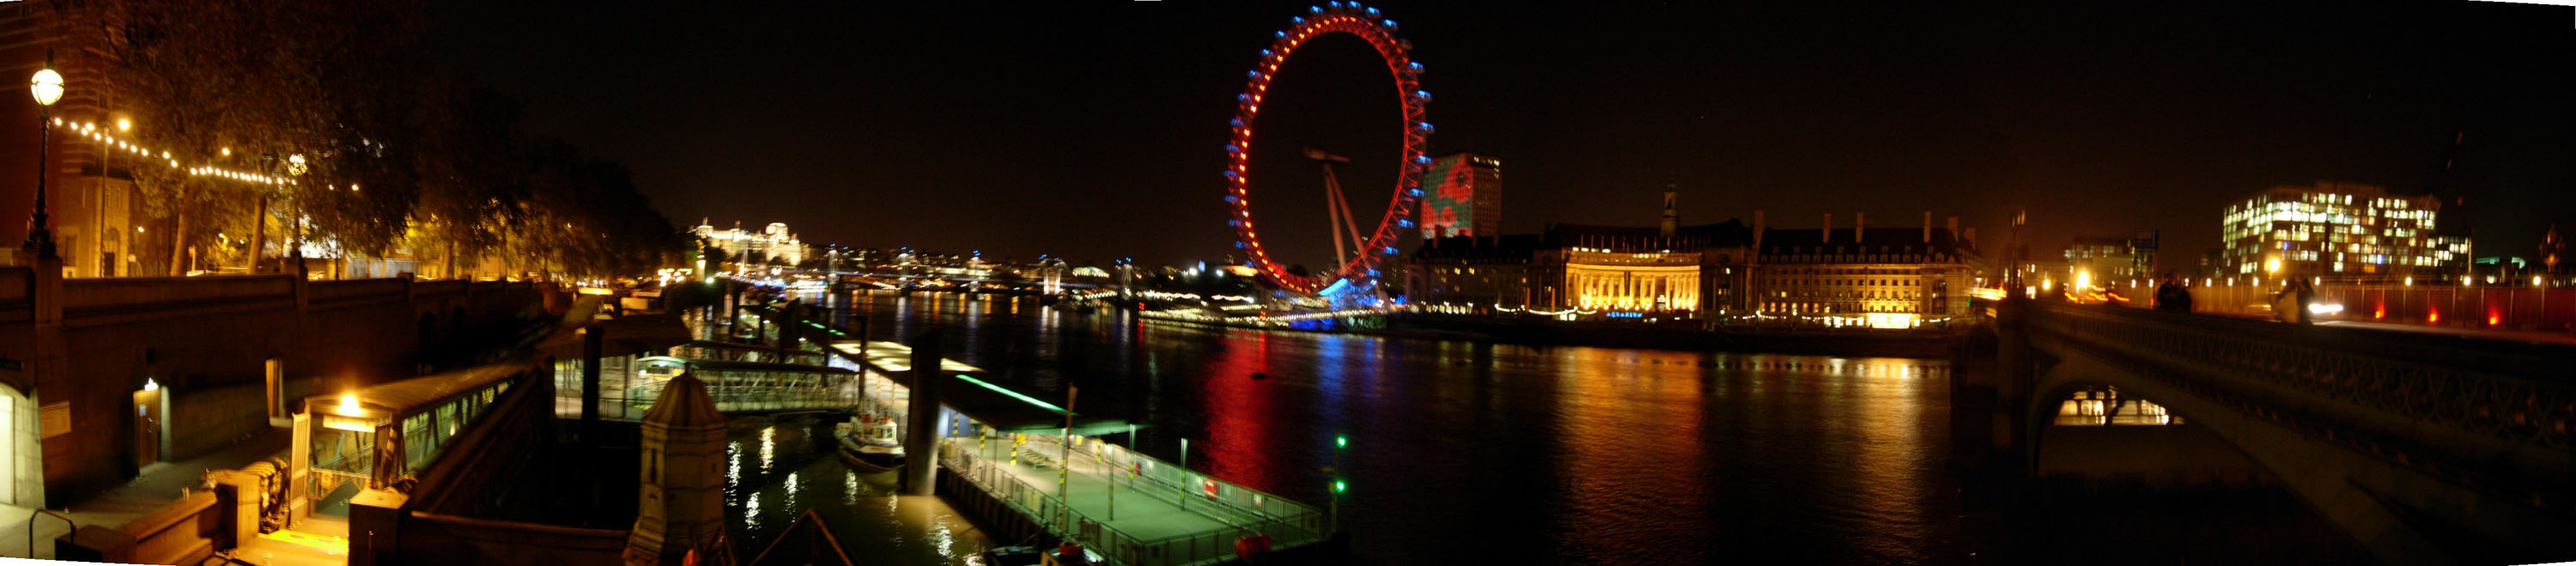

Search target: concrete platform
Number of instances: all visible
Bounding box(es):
[949,437,1315,546]
[0,425,291,560]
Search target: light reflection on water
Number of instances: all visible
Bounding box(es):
[759,427,775,473]
[789,290,1962,564]
[724,419,992,565]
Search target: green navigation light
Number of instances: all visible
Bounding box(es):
[1334,435,1348,449]
[1333,479,1346,494]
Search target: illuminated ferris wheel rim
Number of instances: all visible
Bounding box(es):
[1223,2,1431,294]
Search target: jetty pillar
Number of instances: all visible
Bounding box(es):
[901,327,945,496]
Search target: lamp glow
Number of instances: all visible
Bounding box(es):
[338,393,361,415]
[29,68,64,106]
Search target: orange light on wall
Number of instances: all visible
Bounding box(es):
[2488,313,2500,326]
[2427,310,2439,324]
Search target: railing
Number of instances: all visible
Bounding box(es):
[2111,281,2576,331]
[307,277,410,306]
[2024,301,2575,511]
[623,377,861,414]
[413,279,469,296]
[59,274,294,311]
[940,437,1327,566]
[26,508,70,559]
[670,343,829,365]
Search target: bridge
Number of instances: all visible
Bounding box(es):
[1980,297,2575,564]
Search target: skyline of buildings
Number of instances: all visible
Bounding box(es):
[1407,187,1984,328]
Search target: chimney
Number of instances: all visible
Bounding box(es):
[1855,212,1866,243]
[1946,216,1959,243]
[1923,210,1932,243]
[1823,213,1832,243]
[1964,226,1978,248]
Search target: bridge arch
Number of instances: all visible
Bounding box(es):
[2026,345,2451,563]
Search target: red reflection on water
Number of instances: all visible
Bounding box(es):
[1198,330,1279,490]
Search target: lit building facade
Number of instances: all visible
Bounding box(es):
[2221,181,2469,279]
[1417,153,1501,238]
[1749,212,1981,323]
[1407,222,1748,316]
[1406,184,1984,326]
[1409,186,1749,316]
[1406,234,1542,309]
[2064,230,2156,281]
[694,220,807,268]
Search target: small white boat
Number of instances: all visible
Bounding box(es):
[836,414,905,472]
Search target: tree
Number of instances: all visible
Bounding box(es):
[95,0,431,274]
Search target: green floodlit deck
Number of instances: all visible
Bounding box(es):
[939,435,1327,566]
[737,310,1330,564]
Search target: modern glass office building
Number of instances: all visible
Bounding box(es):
[2221,181,2470,279]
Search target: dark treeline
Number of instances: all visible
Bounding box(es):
[62,0,682,279]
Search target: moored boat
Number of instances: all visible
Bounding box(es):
[836,414,905,472]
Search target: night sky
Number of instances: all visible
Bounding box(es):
[428,1,2576,271]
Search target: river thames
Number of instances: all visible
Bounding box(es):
[719,289,1965,564]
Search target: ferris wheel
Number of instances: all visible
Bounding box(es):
[1221,2,1431,294]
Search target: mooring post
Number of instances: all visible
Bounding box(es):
[901,327,945,496]
[580,326,604,437]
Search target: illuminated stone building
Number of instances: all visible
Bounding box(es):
[1408,191,1984,326]
[693,220,807,267]
[1410,186,1752,316]
[1748,211,1982,326]
[2221,181,2470,279]
[1406,234,1543,310]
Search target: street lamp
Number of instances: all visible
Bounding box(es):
[24,50,64,257]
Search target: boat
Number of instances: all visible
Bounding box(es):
[835,414,905,472]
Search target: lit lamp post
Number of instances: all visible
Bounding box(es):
[24,51,64,259]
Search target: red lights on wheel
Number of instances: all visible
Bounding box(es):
[1224,5,1429,293]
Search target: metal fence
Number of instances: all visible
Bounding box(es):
[940,436,1327,566]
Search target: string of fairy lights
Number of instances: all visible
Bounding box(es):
[46,117,313,186]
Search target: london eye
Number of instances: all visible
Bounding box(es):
[1221,2,1431,294]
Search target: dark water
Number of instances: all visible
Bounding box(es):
[717,290,1965,564]
[720,419,991,564]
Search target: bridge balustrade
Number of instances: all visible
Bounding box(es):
[2024,301,2575,512]
[61,274,295,311]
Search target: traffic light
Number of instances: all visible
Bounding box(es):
[1334,434,1348,449]
[1333,479,1347,494]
